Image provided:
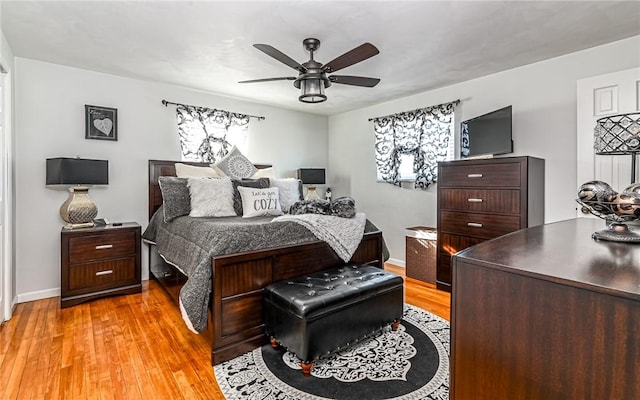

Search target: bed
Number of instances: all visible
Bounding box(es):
[145,160,387,365]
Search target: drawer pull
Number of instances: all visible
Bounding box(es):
[467,173,483,178]
[95,270,113,276]
[95,244,113,250]
[467,198,483,203]
[467,222,483,228]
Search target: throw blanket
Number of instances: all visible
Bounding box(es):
[272,212,367,262]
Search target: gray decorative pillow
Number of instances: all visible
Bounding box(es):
[289,199,331,215]
[232,178,270,215]
[330,196,357,218]
[211,146,257,179]
[158,177,191,222]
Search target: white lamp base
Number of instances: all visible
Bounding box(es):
[305,185,320,200]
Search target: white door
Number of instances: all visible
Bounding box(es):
[0,71,3,323]
[0,71,4,322]
[576,67,640,218]
[0,64,11,323]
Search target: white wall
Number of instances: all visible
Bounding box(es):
[328,36,640,265]
[14,58,327,301]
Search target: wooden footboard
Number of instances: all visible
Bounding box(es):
[209,230,383,364]
[149,231,383,365]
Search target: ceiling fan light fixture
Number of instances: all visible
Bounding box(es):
[241,38,380,104]
[299,78,327,103]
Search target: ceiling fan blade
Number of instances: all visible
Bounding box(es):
[238,77,296,83]
[329,75,381,87]
[322,43,379,73]
[254,44,306,72]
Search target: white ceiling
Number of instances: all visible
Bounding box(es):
[2,1,639,116]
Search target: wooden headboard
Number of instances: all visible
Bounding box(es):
[148,160,272,219]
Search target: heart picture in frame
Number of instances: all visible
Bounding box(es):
[85,105,118,141]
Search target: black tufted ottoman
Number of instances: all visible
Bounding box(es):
[264,264,404,376]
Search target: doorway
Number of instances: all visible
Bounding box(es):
[0,63,12,323]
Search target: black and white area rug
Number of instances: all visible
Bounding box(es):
[214,304,449,400]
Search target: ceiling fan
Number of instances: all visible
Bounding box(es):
[239,38,381,103]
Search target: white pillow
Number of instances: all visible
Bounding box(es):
[237,186,283,218]
[211,146,257,179]
[270,178,302,213]
[187,177,236,217]
[175,163,220,178]
[251,167,276,179]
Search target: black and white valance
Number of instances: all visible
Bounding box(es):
[175,104,250,162]
[374,101,458,189]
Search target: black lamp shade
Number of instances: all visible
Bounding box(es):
[46,157,109,185]
[297,168,325,185]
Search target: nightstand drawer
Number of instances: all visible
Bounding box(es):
[68,258,136,291]
[69,232,136,263]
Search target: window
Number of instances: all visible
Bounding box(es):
[175,104,250,162]
[374,101,458,189]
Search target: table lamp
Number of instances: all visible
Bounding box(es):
[46,157,109,228]
[594,112,640,183]
[297,168,325,200]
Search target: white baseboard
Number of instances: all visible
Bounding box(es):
[387,258,406,268]
[16,287,60,303]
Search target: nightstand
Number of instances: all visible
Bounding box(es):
[60,222,141,308]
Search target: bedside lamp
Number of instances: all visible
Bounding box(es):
[46,157,109,229]
[297,168,325,200]
[594,112,640,184]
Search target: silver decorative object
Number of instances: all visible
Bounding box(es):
[577,180,640,242]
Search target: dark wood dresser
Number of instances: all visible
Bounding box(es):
[450,218,640,399]
[61,223,141,308]
[436,156,544,291]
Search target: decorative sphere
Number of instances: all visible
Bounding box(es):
[623,183,640,195]
[613,192,640,217]
[578,181,617,202]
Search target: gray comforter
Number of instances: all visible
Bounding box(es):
[142,208,388,333]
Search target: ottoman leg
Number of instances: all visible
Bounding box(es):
[301,361,313,377]
[270,337,280,349]
[391,319,400,331]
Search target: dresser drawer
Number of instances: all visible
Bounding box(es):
[68,257,136,292]
[439,163,521,187]
[440,189,520,214]
[440,211,521,239]
[438,233,486,256]
[69,232,136,263]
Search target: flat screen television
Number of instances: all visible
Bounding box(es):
[460,105,513,158]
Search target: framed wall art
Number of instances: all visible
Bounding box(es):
[85,105,118,141]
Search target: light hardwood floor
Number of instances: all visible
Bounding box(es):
[0,264,450,400]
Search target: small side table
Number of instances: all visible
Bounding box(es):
[60,222,141,308]
[405,226,437,284]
